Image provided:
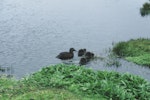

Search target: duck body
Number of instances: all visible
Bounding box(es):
[56,48,76,60]
[79,58,87,65]
[85,52,94,60]
[78,49,86,56]
[56,52,74,60]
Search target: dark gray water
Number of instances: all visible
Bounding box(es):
[0,0,150,80]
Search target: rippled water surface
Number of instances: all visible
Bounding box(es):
[0,0,150,80]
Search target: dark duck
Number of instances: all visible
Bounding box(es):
[85,51,94,61]
[79,57,87,65]
[56,48,76,60]
[78,49,86,56]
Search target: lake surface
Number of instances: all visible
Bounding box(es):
[0,0,150,80]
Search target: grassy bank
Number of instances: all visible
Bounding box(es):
[0,77,100,100]
[113,38,150,67]
[1,64,150,100]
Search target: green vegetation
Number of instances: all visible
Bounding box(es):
[1,64,150,100]
[140,2,150,16]
[113,38,150,67]
[104,51,121,67]
[0,76,104,100]
[13,89,102,100]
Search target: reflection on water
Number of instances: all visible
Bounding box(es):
[0,0,150,80]
[0,66,13,78]
[140,2,150,16]
[88,58,150,81]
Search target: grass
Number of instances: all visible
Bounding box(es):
[0,76,17,100]
[12,89,103,100]
[113,38,150,67]
[126,54,150,66]
[1,64,149,100]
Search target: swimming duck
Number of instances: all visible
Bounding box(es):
[79,57,87,65]
[56,48,76,60]
[85,52,94,60]
[78,49,86,56]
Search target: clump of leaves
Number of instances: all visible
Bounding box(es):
[112,38,150,67]
[21,64,150,100]
[126,54,150,66]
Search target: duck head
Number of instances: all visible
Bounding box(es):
[78,48,86,56]
[70,48,76,53]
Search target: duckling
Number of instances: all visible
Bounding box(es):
[85,52,94,60]
[78,49,86,56]
[79,57,87,65]
[56,48,76,60]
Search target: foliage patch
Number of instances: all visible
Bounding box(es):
[21,64,150,100]
[113,38,150,67]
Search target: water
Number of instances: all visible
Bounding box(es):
[0,0,150,80]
